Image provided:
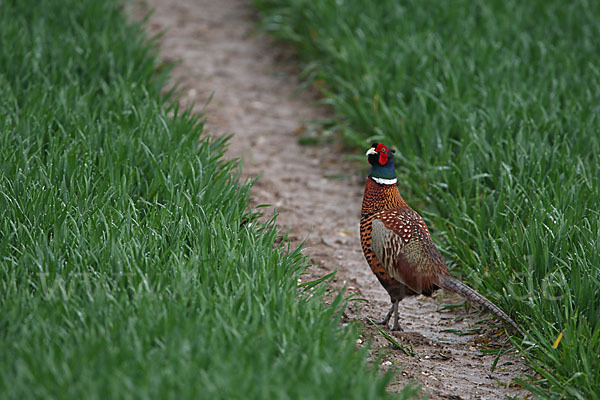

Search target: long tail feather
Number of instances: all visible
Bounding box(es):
[438,275,525,337]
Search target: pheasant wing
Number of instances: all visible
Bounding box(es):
[370,209,446,294]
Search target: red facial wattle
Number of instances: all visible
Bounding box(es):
[375,144,389,165]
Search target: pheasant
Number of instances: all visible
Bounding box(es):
[360,143,524,336]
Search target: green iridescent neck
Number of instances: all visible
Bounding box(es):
[368,161,396,181]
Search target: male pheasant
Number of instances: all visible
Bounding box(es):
[360,143,524,335]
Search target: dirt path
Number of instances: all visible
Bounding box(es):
[128,1,529,398]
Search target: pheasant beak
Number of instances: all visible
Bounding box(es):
[366,148,377,156]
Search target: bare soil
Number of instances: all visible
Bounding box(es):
[128,1,530,398]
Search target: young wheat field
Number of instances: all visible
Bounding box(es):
[254,0,600,397]
[0,0,417,398]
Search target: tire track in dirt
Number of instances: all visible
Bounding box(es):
[128,1,529,398]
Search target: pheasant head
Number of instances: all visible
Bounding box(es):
[366,143,397,185]
[361,143,406,215]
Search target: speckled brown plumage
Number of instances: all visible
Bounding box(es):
[360,143,524,335]
[360,178,444,303]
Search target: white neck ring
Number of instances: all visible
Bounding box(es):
[371,177,397,185]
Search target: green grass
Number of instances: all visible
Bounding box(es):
[253,0,600,398]
[0,0,420,398]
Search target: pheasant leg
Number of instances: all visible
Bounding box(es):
[377,299,403,331]
[390,300,403,331]
[377,303,394,326]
